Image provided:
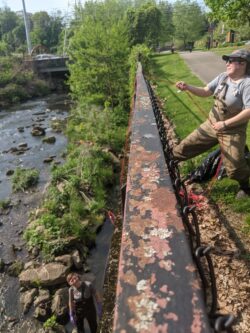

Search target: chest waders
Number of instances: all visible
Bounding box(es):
[73,283,97,333]
[173,78,250,187]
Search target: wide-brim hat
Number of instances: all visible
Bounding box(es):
[222,49,250,63]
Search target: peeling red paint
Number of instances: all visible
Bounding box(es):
[112,64,212,333]
[164,313,178,321]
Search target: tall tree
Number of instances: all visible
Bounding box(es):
[205,0,250,26]
[173,0,206,46]
[0,7,25,52]
[68,0,129,108]
[0,7,19,38]
[158,1,174,44]
[126,2,162,49]
[30,11,63,51]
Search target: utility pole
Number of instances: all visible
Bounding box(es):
[22,0,32,55]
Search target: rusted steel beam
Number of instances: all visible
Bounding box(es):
[113,64,212,333]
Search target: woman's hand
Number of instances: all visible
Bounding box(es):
[176,81,188,91]
[211,121,226,132]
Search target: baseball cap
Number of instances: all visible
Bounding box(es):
[222,49,250,63]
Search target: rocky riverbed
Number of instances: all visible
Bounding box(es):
[0,94,117,333]
[0,94,69,332]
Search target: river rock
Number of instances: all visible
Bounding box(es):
[18,319,46,333]
[18,143,28,149]
[54,254,73,269]
[51,287,69,323]
[34,289,50,307]
[17,127,25,132]
[33,111,46,116]
[19,262,70,287]
[42,136,56,144]
[20,288,38,314]
[6,146,29,155]
[33,304,50,322]
[31,126,46,136]
[24,260,40,270]
[6,169,14,176]
[71,250,82,269]
[43,157,54,163]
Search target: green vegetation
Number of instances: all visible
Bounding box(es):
[24,0,248,258]
[0,199,11,209]
[204,0,250,26]
[5,0,247,257]
[150,52,250,228]
[0,56,49,106]
[126,3,162,49]
[43,315,58,330]
[173,0,206,47]
[12,168,39,192]
[24,0,153,259]
[0,7,63,54]
[24,144,115,258]
[150,52,213,173]
[129,44,152,95]
[7,260,24,277]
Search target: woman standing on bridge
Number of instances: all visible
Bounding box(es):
[174,49,250,199]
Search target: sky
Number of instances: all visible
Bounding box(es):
[0,0,206,14]
[0,0,79,14]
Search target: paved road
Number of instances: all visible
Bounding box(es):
[179,50,226,84]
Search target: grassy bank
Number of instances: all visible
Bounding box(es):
[150,52,250,231]
[24,103,128,259]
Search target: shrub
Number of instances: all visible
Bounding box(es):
[12,168,39,192]
[43,315,58,330]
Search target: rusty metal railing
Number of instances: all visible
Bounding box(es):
[113,63,220,332]
[146,77,234,333]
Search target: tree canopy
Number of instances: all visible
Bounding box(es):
[68,0,130,108]
[205,0,250,26]
[0,6,64,54]
[173,0,207,46]
[126,2,162,48]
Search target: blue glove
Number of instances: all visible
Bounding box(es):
[96,302,102,318]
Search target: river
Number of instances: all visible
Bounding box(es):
[0,95,114,332]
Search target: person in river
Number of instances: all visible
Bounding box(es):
[174,49,250,199]
[67,272,102,333]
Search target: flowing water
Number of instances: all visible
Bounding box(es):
[0,94,115,333]
[0,94,69,332]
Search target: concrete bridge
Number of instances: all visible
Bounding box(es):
[112,64,234,333]
[25,56,69,76]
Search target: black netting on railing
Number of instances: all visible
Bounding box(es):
[146,80,235,333]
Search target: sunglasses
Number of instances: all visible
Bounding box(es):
[226,58,246,64]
